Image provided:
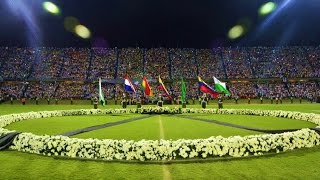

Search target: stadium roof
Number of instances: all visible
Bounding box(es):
[0,0,320,48]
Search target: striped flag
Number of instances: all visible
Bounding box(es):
[198,76,219,98]
[124,75,136,94]
[158,76,172,100]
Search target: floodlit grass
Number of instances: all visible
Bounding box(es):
[4,104,317,139]
[0,105,93,115]
[0,146,320,179]
[5,114,143,135]
[1,103,320,179]
[0,150,163,180]
[73,115,160,140]
[1,100,319,115]
[183,114,317,130]
[74,115,259,140]
[161,115,260,139]
[222,103,320,113]
[168,145,320,179]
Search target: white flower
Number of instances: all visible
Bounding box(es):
[1,109,320,161]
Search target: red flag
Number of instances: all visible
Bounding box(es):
[142,76,153,96]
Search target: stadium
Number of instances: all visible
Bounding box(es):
[0,0,320,179]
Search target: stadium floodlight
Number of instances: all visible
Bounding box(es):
[42,1,60,15]
[75,25,91,39]
[228,25,244,40]
[259,2,277,16]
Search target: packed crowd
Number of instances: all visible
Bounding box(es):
[1,80,319,102]
[0,46,319,100]
[250,47,275,78]
[256,83,290,98]
[144,48,170,79]
[306,46,320,77]
[229,82,257,98]
[0,82,25,98]
[1,46,319,81]
[118,48,144,79]
[288,82,320,99]
[272,47,313,78]
[60,48,90,80]
[171,48,198,79]
[24,82,57,99]
[196,49,225,79]
[30,48,64,80]
[223,47,253,79]
[250,47,317,78]
[88,48,117,80]
[0,47,35,80]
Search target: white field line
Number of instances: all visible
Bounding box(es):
[158,116,172,180]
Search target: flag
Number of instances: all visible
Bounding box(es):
[198,76,219,98]
[142,76,153,96]
[181,77,187,103]
[213,76,230,95]
[98,78,105,106]
[158,76,172,100]
[124,75,136,93]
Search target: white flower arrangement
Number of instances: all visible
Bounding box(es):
[140,106,181,114]
[0,108,320,161]
[8,129,320,161]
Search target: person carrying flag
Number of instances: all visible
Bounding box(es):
[158,76,172,104]
[123,75,136,108]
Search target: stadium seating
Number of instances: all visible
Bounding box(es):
[0,47,319,101]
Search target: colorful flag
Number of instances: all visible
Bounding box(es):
[124,75,136,93]
[98,78,105,106]
[142,76,153,96]
[198,76,219,98]
[181,77,187,103]
[158,76,172,100]
[213,76,230,95]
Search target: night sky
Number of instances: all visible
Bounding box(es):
[0,0,320,48]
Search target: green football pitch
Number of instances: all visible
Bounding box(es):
[0,103,320,179]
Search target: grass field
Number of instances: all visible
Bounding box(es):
[73,115,260,140]
[7,113,315,140]
[1,102,320,179]
[5,114,143,136]
[181,114,317,130]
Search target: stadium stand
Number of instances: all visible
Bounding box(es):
[0,46,319,101]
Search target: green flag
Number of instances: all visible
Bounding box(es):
[98,78,105,106]
[181,78,187,103]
